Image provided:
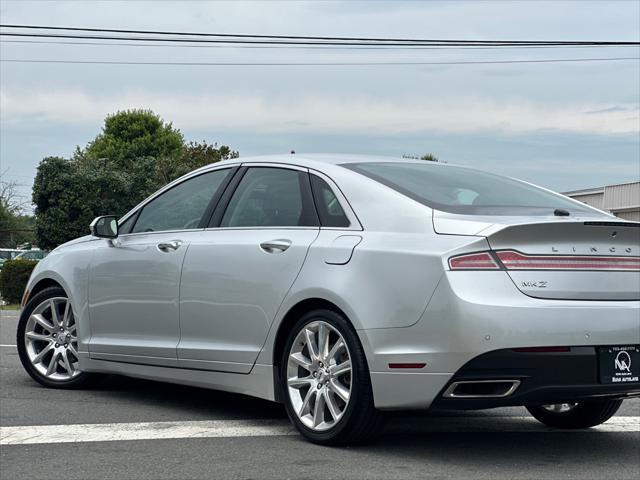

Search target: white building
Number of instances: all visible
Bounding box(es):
[563,181,640,222]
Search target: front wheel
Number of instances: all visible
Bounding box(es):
[17,286,93,389]
[526,399,623,429]
[280,309,383,445]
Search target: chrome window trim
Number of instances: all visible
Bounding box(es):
[203,226,320,232]
[117,161,362,235]
[238,161,309,172]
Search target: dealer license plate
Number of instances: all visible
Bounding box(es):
[599,345,640,384]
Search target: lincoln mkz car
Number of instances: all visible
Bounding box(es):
[17,155,640,444]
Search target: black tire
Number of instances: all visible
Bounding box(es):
[280,309,384,445]
[17,286,94,389]
[526,399,623,429]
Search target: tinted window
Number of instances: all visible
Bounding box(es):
[118,214,136,234]
[346,162,593,216]
[311,175,350,227]
[132,169,230,233]
[221,168,316,227]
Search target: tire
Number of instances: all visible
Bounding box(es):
[17,286,93,389]
[526,399,623,429]
[280,308,384,445]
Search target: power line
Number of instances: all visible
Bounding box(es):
[3,32,639,48]
[5,32,637,47]
[1,39,624,51]
[2,24,638,46]
[1,26,638,48]
[2,57,637,66]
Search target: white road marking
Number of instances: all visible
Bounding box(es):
[1,416,638,445]
[0,344,16,347]
[1,419,297,445]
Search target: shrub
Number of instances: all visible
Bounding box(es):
[0,259,38,304]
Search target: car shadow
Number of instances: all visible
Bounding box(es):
[91,374,288,419]
[15,372,638,474]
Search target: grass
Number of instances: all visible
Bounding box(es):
[1,304,20,311]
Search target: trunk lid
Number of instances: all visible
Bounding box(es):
[436,212,640,300]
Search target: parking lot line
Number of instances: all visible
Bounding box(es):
[2,416,638,445]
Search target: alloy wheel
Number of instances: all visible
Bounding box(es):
[24,297,80,381]
[286,320,352,431]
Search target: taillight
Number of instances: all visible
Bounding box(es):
[449,250,640,271]
[448,252,500,270]
[496,250,640,271]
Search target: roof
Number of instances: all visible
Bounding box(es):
[212,153,450,170]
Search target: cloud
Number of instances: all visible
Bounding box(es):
[1,89,639,136]
[585,106,637,115]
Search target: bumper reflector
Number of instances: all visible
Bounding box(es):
[388,363,426,369]
[513,346,571,353]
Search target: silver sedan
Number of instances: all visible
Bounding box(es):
[17,155,640,444]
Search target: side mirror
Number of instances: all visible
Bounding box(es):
[90,216,119,239]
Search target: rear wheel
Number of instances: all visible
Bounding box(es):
[526,399,623,429]
[17,286,93,389]
[281,309,383,445]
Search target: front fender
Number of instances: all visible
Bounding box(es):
[23,242,96,350]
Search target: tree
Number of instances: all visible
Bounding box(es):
[32,157,131,249]
[0,173,35,247]
[33,110,238,249]
[420,153,439,162]
[81,109,185,169]
[401,153,441,162]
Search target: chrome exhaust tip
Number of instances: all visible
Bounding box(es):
[443,380,521,398]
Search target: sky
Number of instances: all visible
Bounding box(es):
[1,0,639,209]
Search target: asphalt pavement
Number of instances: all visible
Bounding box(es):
[1,309,638,480]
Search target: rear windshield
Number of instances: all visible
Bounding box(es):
[344,162,594,216]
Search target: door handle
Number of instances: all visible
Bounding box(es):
[260,239,291,254]
[157,240,183,252]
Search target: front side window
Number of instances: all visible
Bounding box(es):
[117,214,136,234]
[346,162,594,216]
[131,169,230,233]
[220,168,317,228]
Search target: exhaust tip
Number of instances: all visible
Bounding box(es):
[443,380,521,399]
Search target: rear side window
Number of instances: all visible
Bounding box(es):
[310,175,350,228]
[345,162,593,216]
[131,169,230,233]
[220,167,318,228]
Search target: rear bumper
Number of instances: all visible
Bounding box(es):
[361,271,640,410]
[431,347,640,410]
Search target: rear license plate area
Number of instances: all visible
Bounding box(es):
[599,345,640,384]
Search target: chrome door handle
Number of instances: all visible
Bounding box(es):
[157,240,183,252]
[260,239,291,253]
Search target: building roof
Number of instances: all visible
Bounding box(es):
[563,181,640,196]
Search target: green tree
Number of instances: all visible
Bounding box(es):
[0,259,38,303]
[0,174,35,247]
[420,153,439,162]
[33,110,238,249]
[81,109,184,169]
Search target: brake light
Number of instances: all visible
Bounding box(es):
[448,252,500,270]
[496,250,640,271]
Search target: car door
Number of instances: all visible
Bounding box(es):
[88,168,234,367]
[178,165,320,373]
